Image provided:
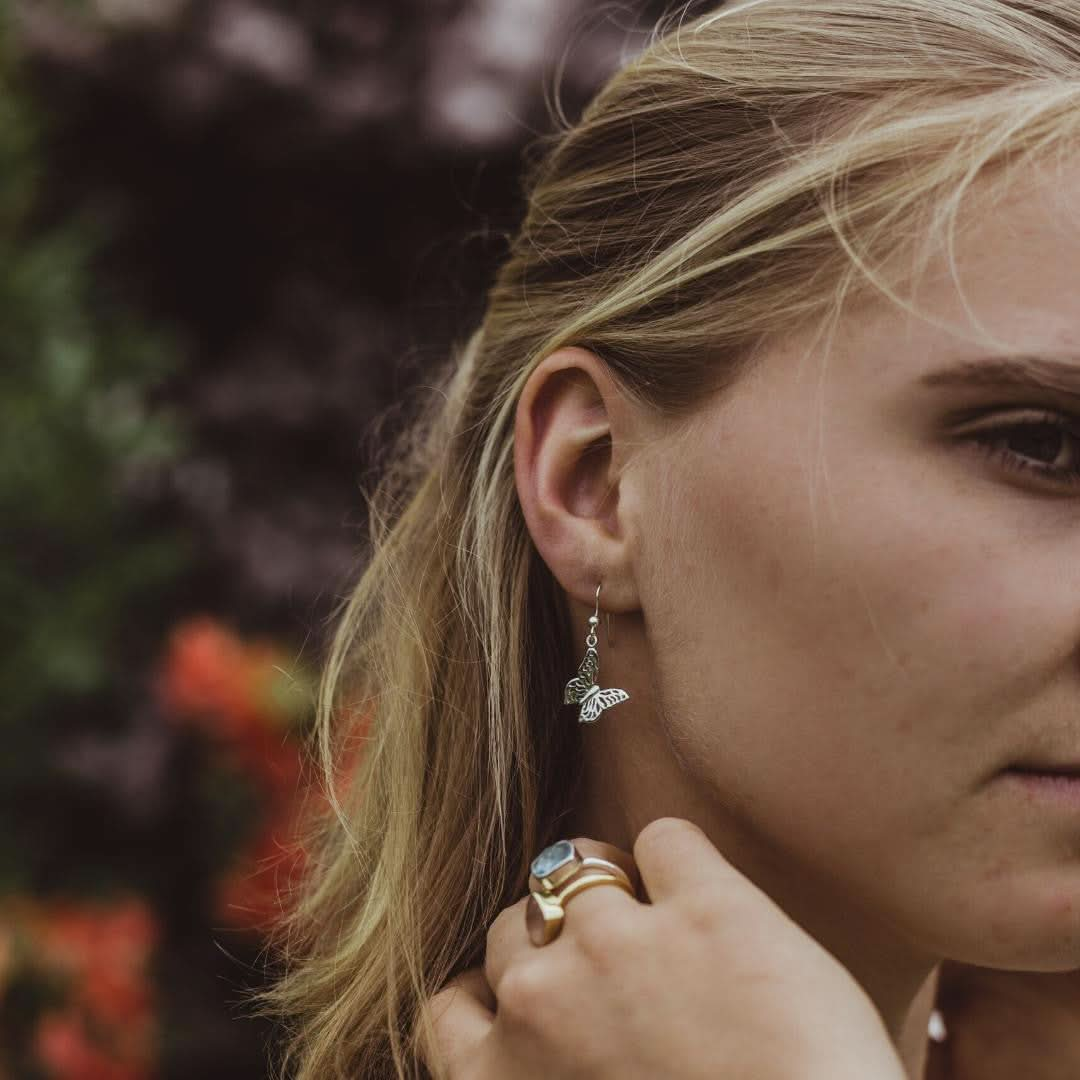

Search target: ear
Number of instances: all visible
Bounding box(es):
[513,347,642,612]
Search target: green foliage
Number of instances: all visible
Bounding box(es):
[0,35,188,735]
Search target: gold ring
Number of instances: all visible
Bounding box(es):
[526,872,635,947]
[528,839,633,894]
[529,855,631,895]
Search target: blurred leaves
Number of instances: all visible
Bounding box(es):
[0,37,189,755]
[0,0,663,1074]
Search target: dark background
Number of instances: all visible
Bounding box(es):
[0,1,668,1076]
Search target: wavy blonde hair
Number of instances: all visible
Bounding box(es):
[253,3,1080,1077]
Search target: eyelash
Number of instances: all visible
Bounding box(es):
[962,410,1080,488]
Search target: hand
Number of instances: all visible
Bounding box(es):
[419,817,907,1080]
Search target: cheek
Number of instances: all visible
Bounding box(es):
[633,400,1080,967]
[638,449,1042,840]
[638,478,907,830]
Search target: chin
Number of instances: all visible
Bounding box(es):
[915,882,1080,971]
[946,920,1080,972]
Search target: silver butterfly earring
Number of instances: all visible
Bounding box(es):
[563,582,630,724]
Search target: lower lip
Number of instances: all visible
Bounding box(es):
[1002,769,1080,803]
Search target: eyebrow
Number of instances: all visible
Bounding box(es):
[920,355,1080,400]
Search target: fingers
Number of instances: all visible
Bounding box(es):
[417,967,494,1079]
[568,836,643,897]
[545,836,640,929]
[485,837,642,996]
[484,895,535,996]
[632,817,741,904]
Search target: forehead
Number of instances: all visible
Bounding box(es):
[831,150,1080,386]
[642,152,1080,455]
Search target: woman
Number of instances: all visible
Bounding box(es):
[256,1,1080,1077]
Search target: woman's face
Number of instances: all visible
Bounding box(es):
[630,156,1080,973]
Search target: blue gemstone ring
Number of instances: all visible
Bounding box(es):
[526,871,635,946]
[528,839,632,896]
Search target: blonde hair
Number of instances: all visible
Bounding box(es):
[254,3,1080,1077]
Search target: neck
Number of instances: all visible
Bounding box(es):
[562,712,941,1080]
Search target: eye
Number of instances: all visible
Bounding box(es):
[958,410,1080,488]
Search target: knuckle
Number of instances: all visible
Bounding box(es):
[675,888,724,936]
[633,816,699,861]
[576,908,638,966]
[495,962,552,1026]
[486,901,521,950]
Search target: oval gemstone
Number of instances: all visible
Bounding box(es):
[530,840,575,880]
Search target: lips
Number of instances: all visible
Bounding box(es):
[1007,763,1080,777]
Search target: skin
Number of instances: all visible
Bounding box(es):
[426,153,1080,1077]
[421,826,910,1079]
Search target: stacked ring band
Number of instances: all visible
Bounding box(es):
[526,872,635,946]
[525,840,636,947]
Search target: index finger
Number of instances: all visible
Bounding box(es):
[632,817,742,903]
[417,968,494,1079]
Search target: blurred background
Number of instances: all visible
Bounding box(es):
[0,1,670,1076]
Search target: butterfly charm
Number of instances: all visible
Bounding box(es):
[563,646,630,724]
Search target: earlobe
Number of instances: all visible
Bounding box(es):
[513,348,637,609]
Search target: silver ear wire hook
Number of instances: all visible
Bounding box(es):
[591,583,613,648]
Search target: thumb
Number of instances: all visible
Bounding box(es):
[632,816,761,905]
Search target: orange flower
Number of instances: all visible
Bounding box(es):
[154,618,372,937]
[156,617,266,742]
[34,1010,149,1080]
[156,616,314,747]
[215,799,310,933]
[34,899,157,979]
[212,713,364,935]
[231,725,306,799]
[0,897,160,1078]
